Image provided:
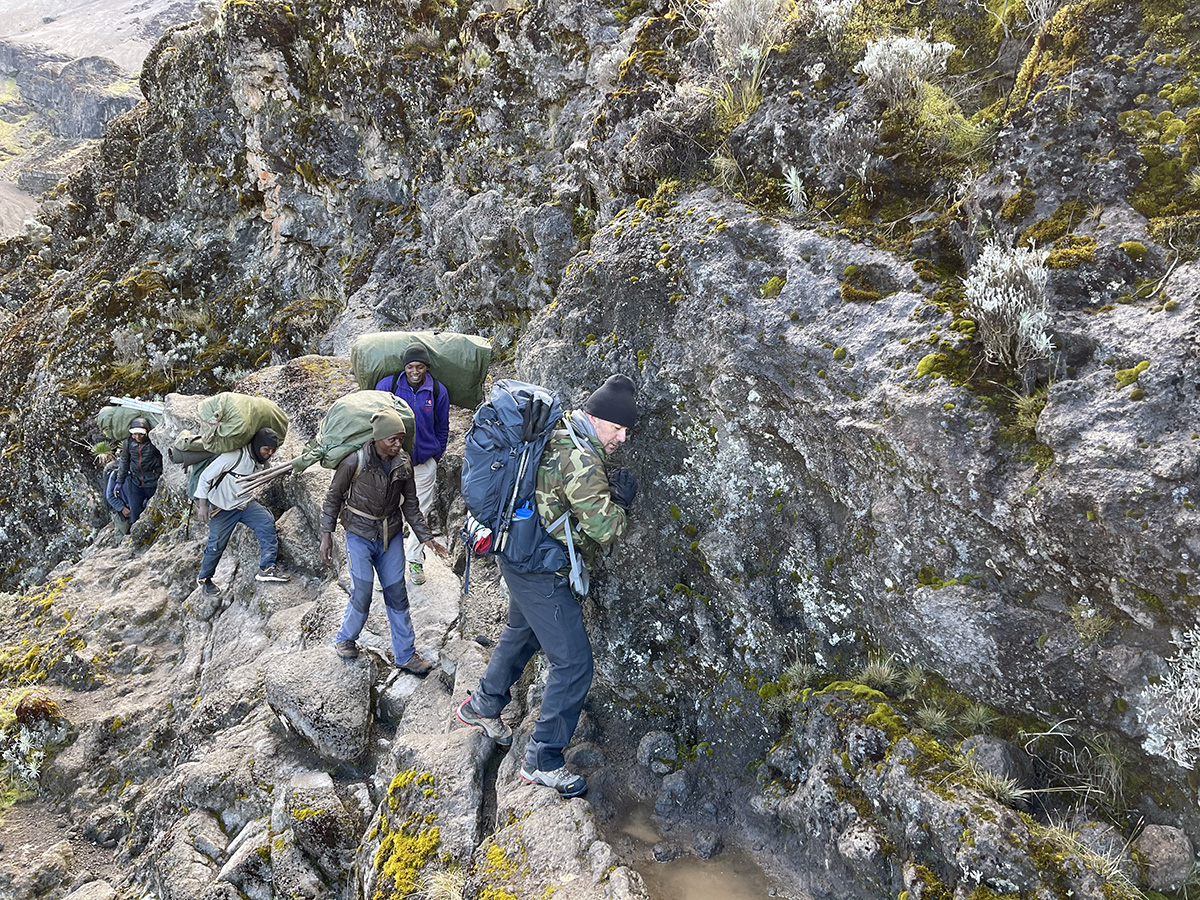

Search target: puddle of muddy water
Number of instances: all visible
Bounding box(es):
[615,804,802,900]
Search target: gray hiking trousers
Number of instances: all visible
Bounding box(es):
[472,560,594,772]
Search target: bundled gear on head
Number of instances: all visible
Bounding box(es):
[166,392,290,501]
[350,331,491,408]
[96,404,161,442]
[288,391,415,477]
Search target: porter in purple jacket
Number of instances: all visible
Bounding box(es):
[374,344,450,582]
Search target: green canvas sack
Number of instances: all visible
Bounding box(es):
[349,331,491,409]
[97,406,161,441]
[196,392,289,455]
[290,391,415,473]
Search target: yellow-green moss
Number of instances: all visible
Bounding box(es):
[1000,188,1037,222]
[1046,234,1096,268]
[1019,198,1088,247]
[373,814,441,900]
[1115,360,1149,388]
[1118,240,1147,261]
[760,275,786,298]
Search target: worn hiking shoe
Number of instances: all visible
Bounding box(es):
[409,562,426,584]
[197,577,219,596]
[334,639,359,660]
[398,651,434,677]
[255,566,292,583]
[519,765,587,798]
[456,697,513,746]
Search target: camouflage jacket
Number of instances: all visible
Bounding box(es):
[534,414,627,562]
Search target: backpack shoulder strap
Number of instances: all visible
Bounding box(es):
[432,378,441,405]
[390,374,401,395]
[344,445,369,504]
[209,448,245,492]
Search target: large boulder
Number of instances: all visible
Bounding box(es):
[264,647,374,763]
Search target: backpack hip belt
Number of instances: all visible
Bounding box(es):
[345,504,395,550]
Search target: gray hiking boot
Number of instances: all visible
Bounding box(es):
[335,639,359,659]
[255,565,291,582]
[456,696,513,746]
[519,764,587,798]
[197,577,219,596]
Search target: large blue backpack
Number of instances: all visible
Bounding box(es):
[461,380,572,580]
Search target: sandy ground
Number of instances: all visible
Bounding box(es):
[0,181,38,238]
[0,0,201,72]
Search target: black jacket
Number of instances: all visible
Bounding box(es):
[320,442,432,545]
[116,438,163,485]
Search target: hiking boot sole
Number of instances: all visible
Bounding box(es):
[255,573,291,582]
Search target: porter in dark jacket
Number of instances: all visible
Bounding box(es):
[319,409,447,675]
[113,417,163,525]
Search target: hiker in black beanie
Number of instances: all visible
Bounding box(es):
[454,373,638,799]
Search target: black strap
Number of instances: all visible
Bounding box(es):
[390,373,441,405]
[208,448,244,494]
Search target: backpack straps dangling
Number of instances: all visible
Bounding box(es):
[547,511,588,596]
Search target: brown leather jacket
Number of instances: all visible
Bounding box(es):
[320,441,432,546]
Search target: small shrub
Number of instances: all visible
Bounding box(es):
[783,166,808,211]
[963,241,1052,388]
[900,662,925,696]
[808,0,856,48]
[856,651,898,692]
[960,702,998,734]
[809,108,878,190]
[1147,627,1200,769]
[854,32,954,109]
[915,701,952,734]
[1069,600,1114,647]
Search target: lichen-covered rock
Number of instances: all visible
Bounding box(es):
[264,647,373,763]
[271,772,358,883]
[1134,823,1195,891]
[468,784,649,900]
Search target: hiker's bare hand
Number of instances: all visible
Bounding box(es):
[196,500,209,525]
[425,539,449,558]
[319,532,333,565]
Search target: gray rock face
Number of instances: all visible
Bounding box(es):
[62,881,118,900]
[3,0,1200,894]
[636,730,678,775]
[264,647,374,763]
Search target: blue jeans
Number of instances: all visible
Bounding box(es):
[105,470,127,515]
[198,501,277,580]
[472,560,593,772]
[125,479,157,524]
[335,532,416,665]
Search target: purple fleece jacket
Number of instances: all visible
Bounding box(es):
[375,372,450,465]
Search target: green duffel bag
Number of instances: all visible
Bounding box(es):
[197,392,289,455]
[96,406,161,441]
[290,391,415,474]
[349,331,491,409]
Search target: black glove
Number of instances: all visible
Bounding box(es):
[608,467,637,510]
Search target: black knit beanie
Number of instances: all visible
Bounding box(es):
[583,374,637,428]
[251,427,279,462]
[402,344,432,367]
